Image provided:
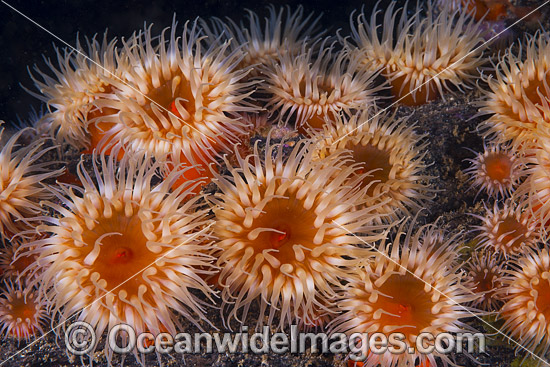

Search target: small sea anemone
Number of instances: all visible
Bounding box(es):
[211,140,385,330]
[348,1,486,105]
[0,127,60,240]
[28,35,118,149]
[31,152,217,359]
[464,142,524,198]
[331,221,476,367]
[310,110,432,221]
[261,41,382,132]
[200,6,322,78]
[464,250,505,311]
[499,246,550,357]
[472,201,539,257]
[90,20,258,164]
[0,280,47,342]
[480,31,550,148]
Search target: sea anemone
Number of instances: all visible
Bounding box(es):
[90,19,258,164]
[0,279,47,342]
[464,250,505,311]
[480,31,550,148]
[472,201,539,258]
[499,246,550,357]
[261,41,383,132]
[31,152,217,359]
[0,127,60,240]
[463,142,524,198]
[347,1,486,105]
[331,221,477,367]
[211,140,385,330]
[200,6,322,79]
[310,110,432,221]
[28,35,118,149]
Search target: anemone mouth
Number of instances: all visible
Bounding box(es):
[80,206,157,296]
[229,195,326,271]
[369,272,436,337]
[483,152,513,182]
[493,216,529,253]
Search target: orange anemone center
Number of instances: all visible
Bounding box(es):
[81,210,155,297]
[370,272,435,339]
[483,153,512,182]
[7,294,38,337]
[495,216,528,253]
[252,197,318,265]
[533,272,550,318]
[347,142,392,196]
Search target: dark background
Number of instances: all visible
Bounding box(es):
[0,0,402,126]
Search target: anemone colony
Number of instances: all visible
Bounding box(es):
[2,0,550,366]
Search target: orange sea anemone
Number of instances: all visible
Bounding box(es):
[0,280,47,342]
[211,140,386,330]
[480,31,550,148]
[464,250,505,311]
[200,6,322,78]
[464,142,524,198]
[31,152,217,359]
[28,35,118,149]
[472,201,539,258]
[499,245,550,357]
[90,20,258,164]
[331,221,477,367]
[348,1,486,105]
[310,110,433,221]
[261,41,383,132]
[0,127,61,240]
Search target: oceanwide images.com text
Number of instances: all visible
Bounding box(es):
[65,322,486,361]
